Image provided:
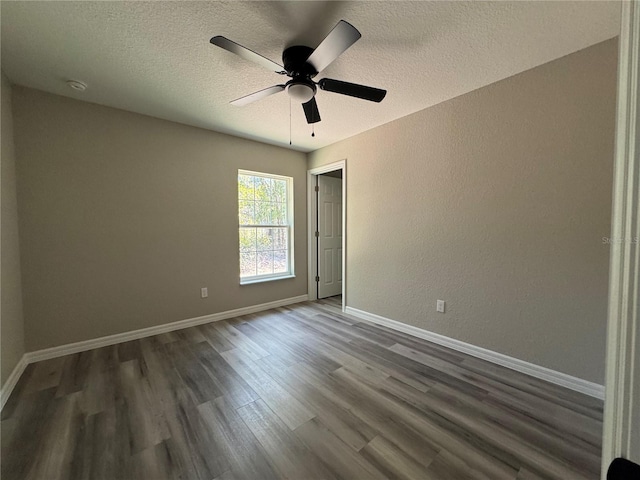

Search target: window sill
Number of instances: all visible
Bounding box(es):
[240,274,296,285]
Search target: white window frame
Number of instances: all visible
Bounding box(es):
[238,169,295,284]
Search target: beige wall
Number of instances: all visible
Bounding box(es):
[309,39,617,384]
[12,88,307,351]
[1,73,26,384]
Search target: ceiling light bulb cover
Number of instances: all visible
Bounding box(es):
[286,82,316,103]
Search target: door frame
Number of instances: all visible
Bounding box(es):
[602,0,640,476]
[307,160,346,310]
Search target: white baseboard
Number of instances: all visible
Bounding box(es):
[345,306,605,400]
[26,294,308,364]
[1,355,29,410]
[0,294,308,410]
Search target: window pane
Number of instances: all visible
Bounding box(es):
[239,200,255,225]
[254,176,270,201]
[240,252,257,278]
[273,179,286,203]
[271,203,287,225]
[270,228,286,250]
[265,177,276,199]
[256,228,274,251]
[273,250,288,273]
[239,228,256,252]
[238,175,255,200]
[254,202,272,225]
[257,251,274,275]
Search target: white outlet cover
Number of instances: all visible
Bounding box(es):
[436,300,445,313]
[201,287,208,298]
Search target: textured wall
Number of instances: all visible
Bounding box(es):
[1,73,25,384]
[309,39,617,384]
[12,88,307,351]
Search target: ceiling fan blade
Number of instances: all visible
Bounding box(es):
[306,20,361,74]
[302,97,321,124]
[210,36,285,74]
[318,78,387,103]
[230,85,286,106]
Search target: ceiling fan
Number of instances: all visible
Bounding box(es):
[210,20,387,124]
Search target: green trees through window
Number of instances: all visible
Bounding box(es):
[238,171,293,281]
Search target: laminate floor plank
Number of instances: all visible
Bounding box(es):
[118,360,171,454]
[431,384,601,473]
[243,318,344,375]
[1,388,58,479]
[24,392,84,480]
[220,349,315,430]
[261,360,379,451]
[299,311,398,348]
[198,322,236,353]
[117,340,143,364]
[197,397,280,480]
[484,388,603,447]
[176,326,208,344]
[426,449,497,480]
[360,434,437,480]
[294,417,388,480]
[352,339,490,398]
[285,363,442,470]
[392,346,600,464]
[236,399,340,480]
[56,350,93,398]
[22,356,66,394]
[160,386,229,480]
[415,383,594,479]
[138,338,183,412]
[516,467,550,479]
[68,407,125,480]
[163,340,224,405]
[331,366,521,480]
[189,341,260,408]
[391,343,601,431]
[1,299,603,480]
[460,357,603,419]
[283,319,436,392]
[213,321,270,361]
[129,440,178,480]
[232,321,302,368]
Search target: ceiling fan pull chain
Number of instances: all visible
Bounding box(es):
[289,96,292,145]
[312,124,315,137]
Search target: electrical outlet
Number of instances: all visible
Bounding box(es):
[436,300,445,313]
[201,287,208,298]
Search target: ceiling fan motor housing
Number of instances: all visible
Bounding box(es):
[282,46,317,77]
[283,46,319,104]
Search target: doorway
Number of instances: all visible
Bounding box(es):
[317,171,342,299]
[307,160,346,311]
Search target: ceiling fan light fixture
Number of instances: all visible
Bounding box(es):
[286,81,316,103]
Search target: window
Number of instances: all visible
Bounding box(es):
[238,170,294,283]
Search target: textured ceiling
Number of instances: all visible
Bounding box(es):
[1,1,620,152]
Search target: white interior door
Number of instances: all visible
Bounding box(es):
[317,175,342,298]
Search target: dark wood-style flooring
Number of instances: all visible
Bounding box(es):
[1,296,603,479]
